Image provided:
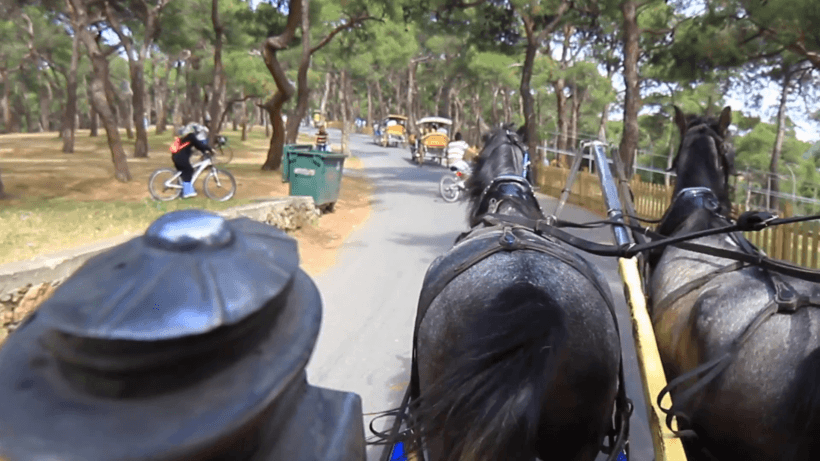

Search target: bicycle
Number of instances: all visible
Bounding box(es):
[439,161,472,203]
[212,135,233,165]
[148,152,236,202]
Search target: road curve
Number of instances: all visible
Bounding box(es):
[303,128,654,461]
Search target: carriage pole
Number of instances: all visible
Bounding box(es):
[587,141,688,461]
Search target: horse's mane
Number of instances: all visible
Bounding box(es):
[465,126,525,218]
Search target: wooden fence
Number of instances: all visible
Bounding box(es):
[537,165,820,269]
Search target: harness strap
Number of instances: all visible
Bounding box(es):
[653,261,748,314]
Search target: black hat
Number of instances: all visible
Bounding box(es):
[0,210,323,460]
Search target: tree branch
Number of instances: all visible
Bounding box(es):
[309,13,377,54]
[103,1,134,57]
[218,94,261,130]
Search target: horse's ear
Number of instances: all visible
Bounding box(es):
[673,105,687,137]
[717,106,732,135]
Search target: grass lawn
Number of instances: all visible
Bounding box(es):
[0,127,360,266]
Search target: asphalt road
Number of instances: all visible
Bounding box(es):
[303,128,654,461]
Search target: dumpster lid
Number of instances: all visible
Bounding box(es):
[36,209,300,342]
[292,150,347,159]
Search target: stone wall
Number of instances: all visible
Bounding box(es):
[0,196,319,345]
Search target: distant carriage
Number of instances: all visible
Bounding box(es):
[374,115,409,148]
[410,117,452,167]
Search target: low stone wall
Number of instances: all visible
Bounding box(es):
[0,196,319,344]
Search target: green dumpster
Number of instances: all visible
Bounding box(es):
[287,150,346,211]
[282,144,314,183]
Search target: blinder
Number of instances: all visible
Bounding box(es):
[472,175,544,224]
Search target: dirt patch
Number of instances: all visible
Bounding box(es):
[0,130,371,277]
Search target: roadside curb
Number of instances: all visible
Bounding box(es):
[0,196,316,301]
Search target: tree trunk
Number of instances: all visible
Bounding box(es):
[71,0,130,181]
[0,168,7,199]
[366,82,373,127]
[129,60,149,156]
[619,0,641,179]
[340,68,351,155]
[14,80,33,132]
[117,86,134,140]
[570,84,588,152]
[317,71,329,120]
[374,79,385,121]
[769,66,793,212]
[155,58,173,135]
[207,0,226,145]
[407,59,417,133]
[394,74,402,115]
[0,71,9,133]
[90,74,131,180]
[241,97,248,141]
[286,0,311,144]
[186,56,203,124]
[598,102,610,142]
[90,109,98,136]
[62,17,80,152]
[260,0,301,171]
[473,90,482,146]
[39,76,52,132]
[554,79,567,152]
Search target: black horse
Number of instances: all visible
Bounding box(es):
[406,127,625,461]
[649,106,820,460]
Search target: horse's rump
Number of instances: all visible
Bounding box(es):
[410,225,622,461]
[651,218,820,460]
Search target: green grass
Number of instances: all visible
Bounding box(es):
[0,197,255,265]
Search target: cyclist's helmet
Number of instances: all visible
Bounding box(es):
[179,123,209,142]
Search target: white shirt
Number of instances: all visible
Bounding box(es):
[447,140,470,158]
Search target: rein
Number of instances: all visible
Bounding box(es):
[477,211,820,284]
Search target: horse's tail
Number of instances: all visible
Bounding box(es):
[410,283,567,461]
[785,347,820,459]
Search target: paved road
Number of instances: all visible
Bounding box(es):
[303,128,654,461]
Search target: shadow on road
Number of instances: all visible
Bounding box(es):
[389,231,462,255]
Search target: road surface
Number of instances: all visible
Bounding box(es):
[303,128,654,461]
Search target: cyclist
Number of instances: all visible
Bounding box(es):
[446,131,470,165]
[170,123,213,198]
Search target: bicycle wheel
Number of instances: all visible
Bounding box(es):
[203,168,236,201]
[213,144,234,165]
[148,168,182,201]
[439,175,460,202]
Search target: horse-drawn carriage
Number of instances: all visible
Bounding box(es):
[410,117,452,166]
[373,114,408,148]
[373,108,820,461]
